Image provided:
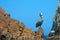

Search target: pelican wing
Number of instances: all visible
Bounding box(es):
[36,21,42,27]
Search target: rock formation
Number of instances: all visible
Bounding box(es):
[46,1,60,40]
[0,8,44,40]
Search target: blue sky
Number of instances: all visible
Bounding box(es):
[0,0,59,36]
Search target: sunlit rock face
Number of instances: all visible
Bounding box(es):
[0,8,44,40]
[0,8,25,40]
[35,28,44,40]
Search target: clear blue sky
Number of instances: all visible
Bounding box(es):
[0,0,59,36]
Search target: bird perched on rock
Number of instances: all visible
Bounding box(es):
[36,12,44,28]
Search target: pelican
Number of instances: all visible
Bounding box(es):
[36,12,44,28]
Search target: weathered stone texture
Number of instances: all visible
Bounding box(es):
[0,8,44,40]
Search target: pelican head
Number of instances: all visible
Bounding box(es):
[40,12,43,16]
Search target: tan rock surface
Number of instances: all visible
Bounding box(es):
[0,8,44,40]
